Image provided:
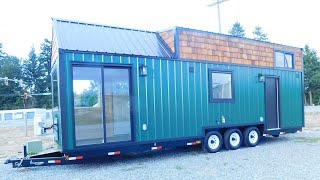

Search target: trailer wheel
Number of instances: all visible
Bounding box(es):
[224,129,243,150]
[243,127,260,147]
[203,131,223,153]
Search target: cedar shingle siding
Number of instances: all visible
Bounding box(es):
[160,28,302,70]
[159,30,175,54]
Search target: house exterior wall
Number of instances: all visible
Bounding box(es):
[177,29,303,70]
[59,52,303,150]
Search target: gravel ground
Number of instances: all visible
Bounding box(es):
[1,130,320,180]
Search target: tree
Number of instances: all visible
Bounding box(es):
[0,54,24,110]
[37,39,52,108]
[22,46,41,108]
[0,40,52,110]
[303,45,320,105]
[228,22,245,37]
[22,39,52,109]
[252,26,268,41]
[0,43,5,59]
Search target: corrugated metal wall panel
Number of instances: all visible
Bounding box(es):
[62,53,303,144]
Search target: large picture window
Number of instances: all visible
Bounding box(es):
[209,70,234,102]
[275,51,294,68]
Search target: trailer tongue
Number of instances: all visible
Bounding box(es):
[4,148,68,168]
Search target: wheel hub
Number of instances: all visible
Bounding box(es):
[229,132,240,147]
[248,130,258,144]
[208,135,220,150]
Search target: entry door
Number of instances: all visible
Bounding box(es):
[265,77,280,130]
[104,68,132,143]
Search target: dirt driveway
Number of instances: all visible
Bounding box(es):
[0,125,53,159]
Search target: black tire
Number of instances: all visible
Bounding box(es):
[203,131,223,153]
[224,129,243,150]
[243,127,261,147]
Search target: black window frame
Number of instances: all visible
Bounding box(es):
[208,69,235,103]
[274,50,295,69]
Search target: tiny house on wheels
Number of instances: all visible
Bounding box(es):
[6,18,304,168]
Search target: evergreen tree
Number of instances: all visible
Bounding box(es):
[252,26,268,41]
[22,46,41,108]
[228,22,245,37]
[0,54,24,110]
[0,40,52,110]
[303,45,320,105]
[22,39,52,109]
[0,43,5,59]
[37,39,52,108]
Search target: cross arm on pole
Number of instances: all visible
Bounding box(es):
[206,0,231,33]
[207,0,230,7]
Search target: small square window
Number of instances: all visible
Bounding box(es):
[209,70,234,102]
[275,51,294,68]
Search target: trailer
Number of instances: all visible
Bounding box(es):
[5,18,304,168]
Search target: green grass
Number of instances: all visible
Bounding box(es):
[295,137,320,143]
[175,166,183,170]
[27,152,38,155]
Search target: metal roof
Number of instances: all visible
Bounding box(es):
[52,18,173,58]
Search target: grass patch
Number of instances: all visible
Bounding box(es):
[175,166,183,170]
[28,152,38,155]
[295,137,320,143]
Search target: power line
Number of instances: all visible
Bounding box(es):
[0,93,51,97]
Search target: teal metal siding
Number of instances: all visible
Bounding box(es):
[62,52,303,144]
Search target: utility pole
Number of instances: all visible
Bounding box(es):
[23,92,28,136]
[207,0,230,33]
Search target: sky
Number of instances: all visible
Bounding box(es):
[0,0,319,59]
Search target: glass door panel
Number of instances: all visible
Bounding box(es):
[73,67,104,146]
[104,68,131,142]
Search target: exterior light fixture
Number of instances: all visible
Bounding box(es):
[258,74,265,82]
[139,64,147,76]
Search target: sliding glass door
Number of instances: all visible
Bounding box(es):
[104,68,131,143]
[73,67,104,146]
[72,65,132,147]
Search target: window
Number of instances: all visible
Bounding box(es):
[275,51,294,68]
[52,70,59,110]
[73,66,104,146]
[209,70,233,102]
[52,69,60,141]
